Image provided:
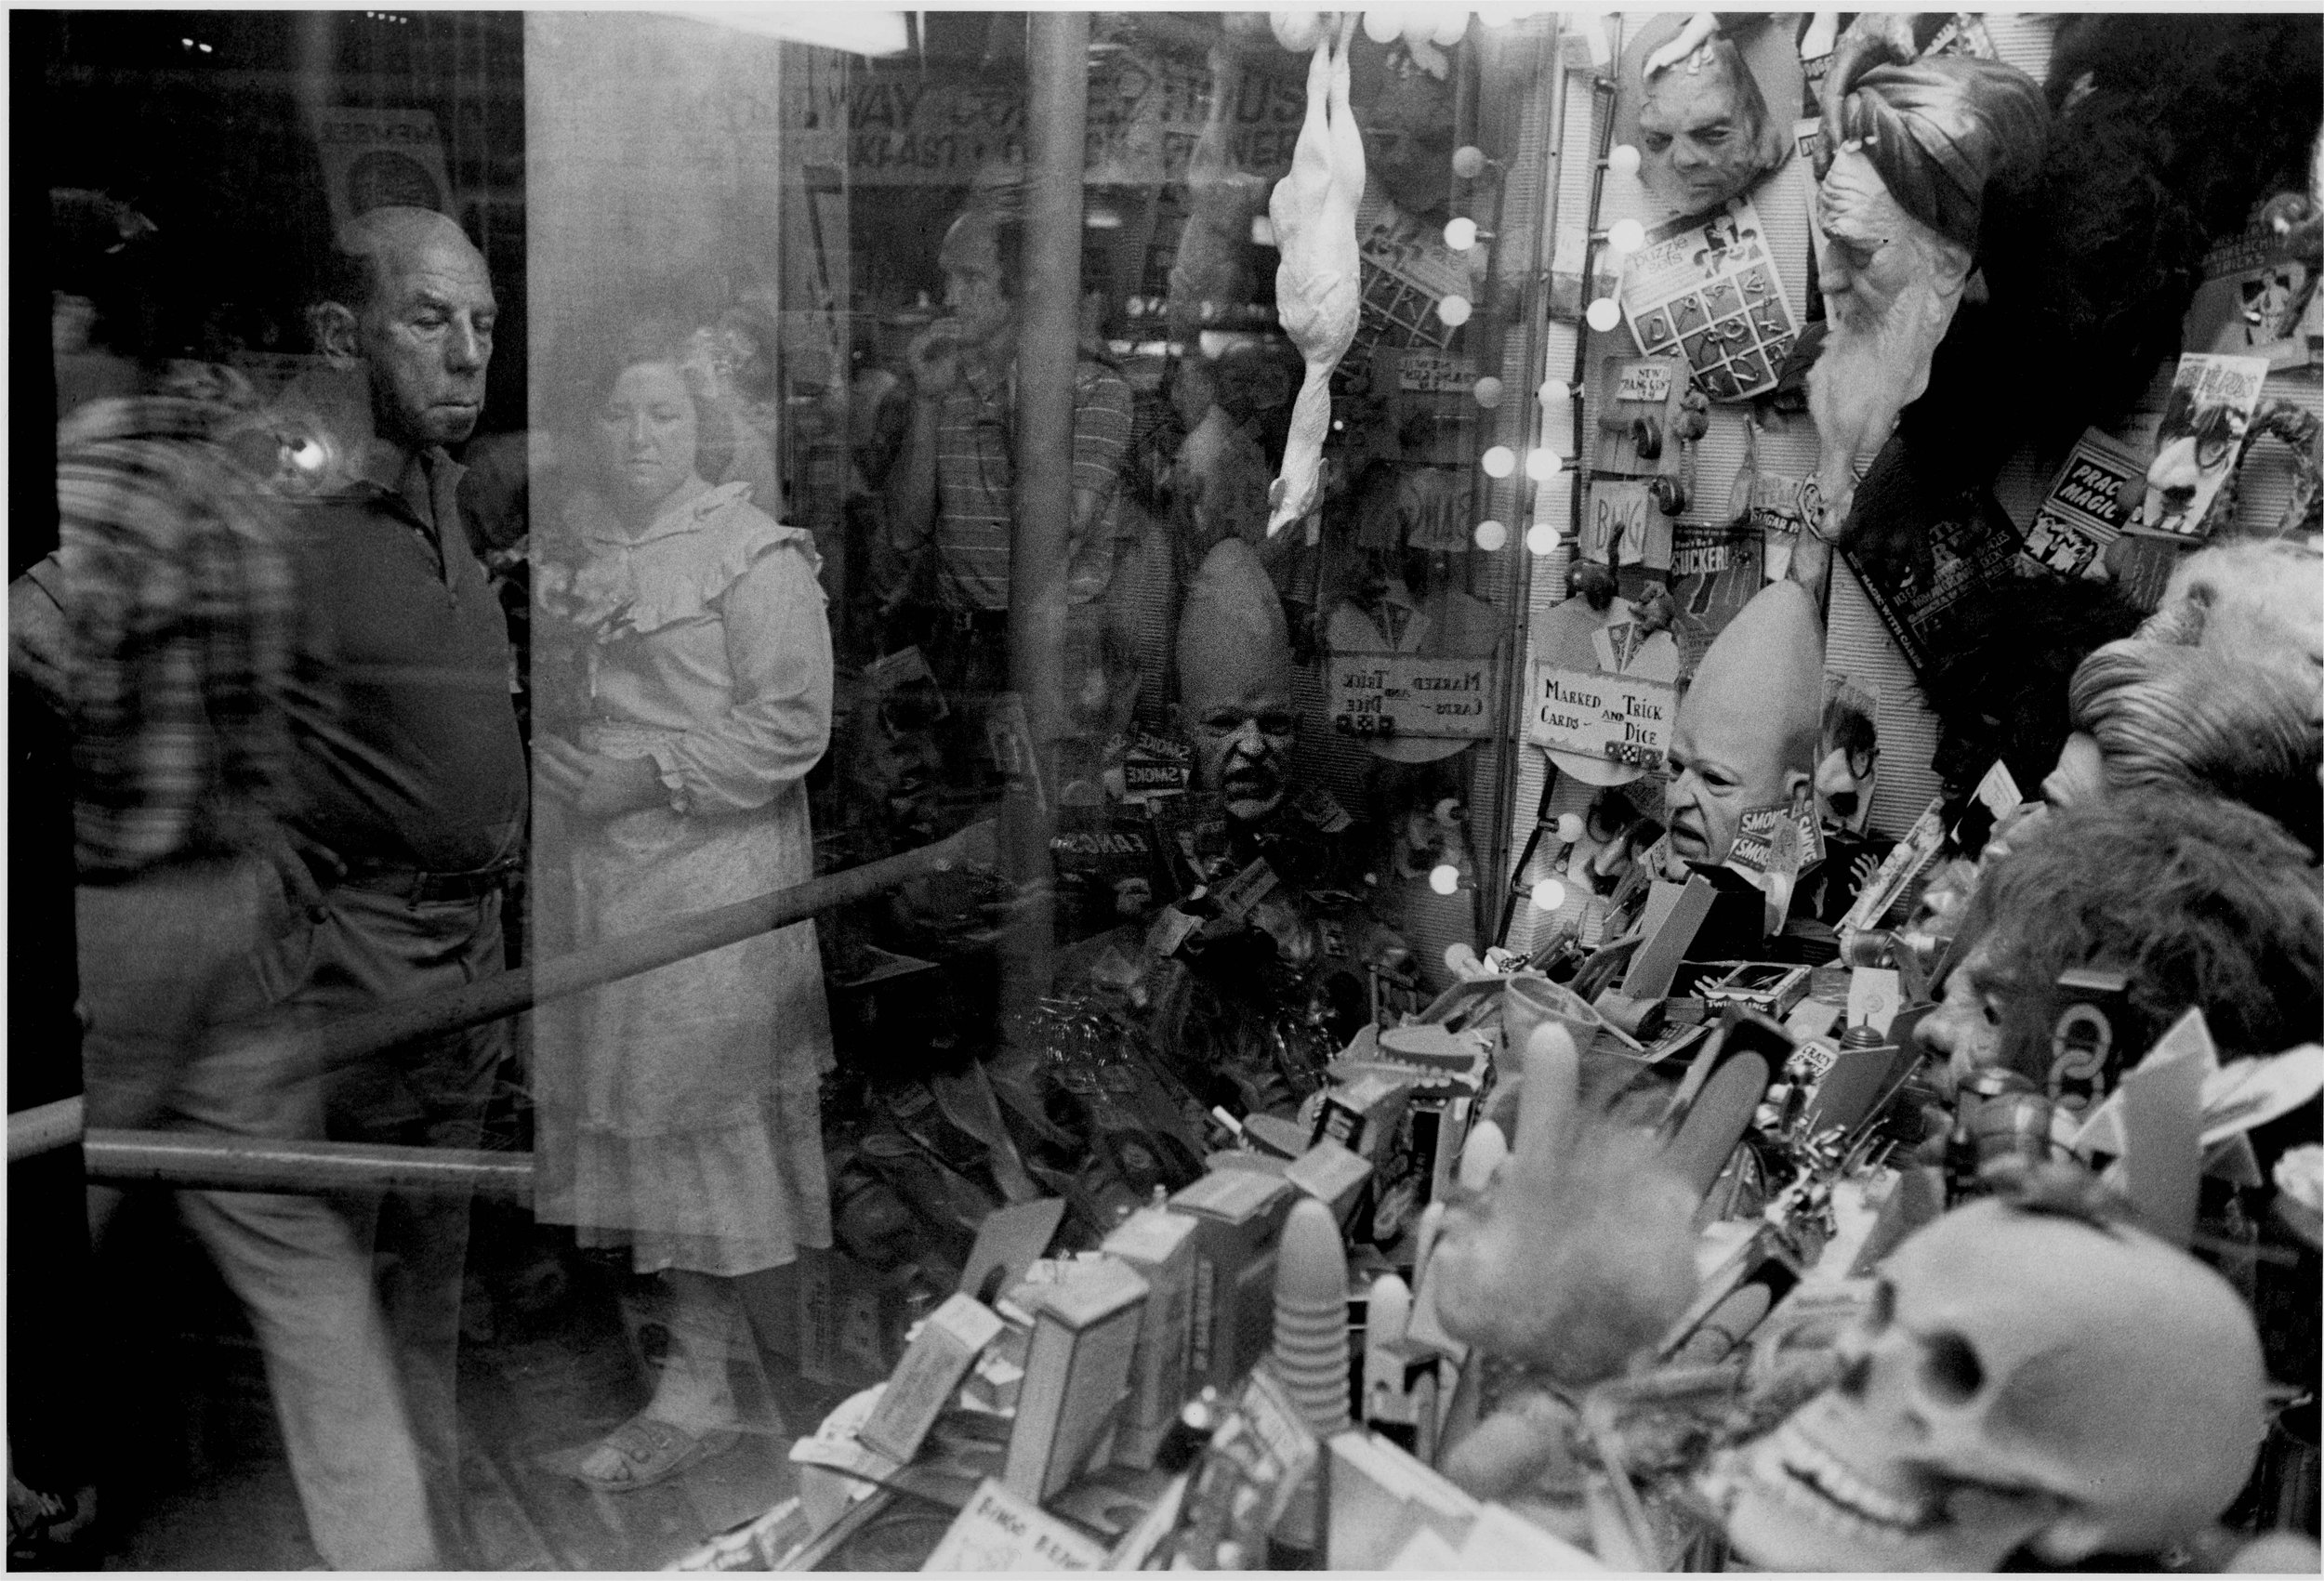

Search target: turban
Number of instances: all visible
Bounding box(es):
[1817,49,2050,254]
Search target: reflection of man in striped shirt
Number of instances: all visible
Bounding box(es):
[888,204,1132,684]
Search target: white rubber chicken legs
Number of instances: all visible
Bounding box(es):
[1265,13,1366,537]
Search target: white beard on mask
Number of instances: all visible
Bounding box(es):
[1806,215,1972,525]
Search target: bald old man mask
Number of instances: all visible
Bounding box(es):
[1664,580,1824,873]
[1174,537,1296,824]
[1635,25,1789,216]
[1806,44,2047,536]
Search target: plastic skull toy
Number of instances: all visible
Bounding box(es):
[1703,1195,2266,1571]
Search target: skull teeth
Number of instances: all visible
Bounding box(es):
[1762,1421,1938,1534]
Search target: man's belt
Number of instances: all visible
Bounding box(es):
[339,854,522,904]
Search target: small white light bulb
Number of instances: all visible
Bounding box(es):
[1607,217,1645,254]
[1555,812,1587,845]
[1481,445,1515,479]
[1435,294,1472,327]
[1607,143,1642,178]
[1526,522,1561,555]
[1472,375,1503,408]
[1472,518,1509,551]
[1585,297,1622,333]
[1429,863,1461,896]
[1364,9,1405,45]
[1537,377,1571,405]
[1530,877,1567,913]
[1450,145,1488,180]
[1444,217,1479,252]
[1525,448,1563,481]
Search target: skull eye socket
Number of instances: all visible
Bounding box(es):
[1919,1330,1986,1405]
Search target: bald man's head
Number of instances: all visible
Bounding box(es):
[310,205,495,452]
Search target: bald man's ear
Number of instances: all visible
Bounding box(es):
[309,301,362,366]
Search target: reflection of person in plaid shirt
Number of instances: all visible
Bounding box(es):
[11,361,446,1563]
[925,356,1132,613]
[23,390,301,879]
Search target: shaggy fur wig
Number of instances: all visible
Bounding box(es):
[1938,14,2317,468]
[1428,1029,1700,1386]
[1956,789,2324,1084]
[1845,14,2321,579]
[1915,573,2146,810]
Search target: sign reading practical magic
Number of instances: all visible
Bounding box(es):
[1524,661,1676,766]
[1327,653,1498,741]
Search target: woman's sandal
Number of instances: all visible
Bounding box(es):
[572,1415,742,1493]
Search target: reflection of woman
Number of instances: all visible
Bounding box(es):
[533,327,834,1489]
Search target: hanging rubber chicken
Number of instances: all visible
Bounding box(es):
[1265,12,1365,538]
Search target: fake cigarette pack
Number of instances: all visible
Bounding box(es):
[1697,960,1812,1019]
[1169,1169,1295,1391]
[1285,1138,1374,1230]
[1098,1207,1201,1469]
[1154,1368,1320,1571]
[1311,1073,1413,1165]
[1369,1093,1469,1247]
[1325,1430,1480,1569]
[1001,1255,1149,1503]
[858,1292,1007,1463]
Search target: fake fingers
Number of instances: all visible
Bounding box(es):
[1511,1021,1584,1189]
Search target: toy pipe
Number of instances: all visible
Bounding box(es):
[7,822,997,1163]
[82,1130,533,1201]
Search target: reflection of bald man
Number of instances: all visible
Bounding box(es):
[1664,581,1822,873]
[260,204,523,1567]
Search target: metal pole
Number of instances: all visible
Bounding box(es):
[7,1097,85,1164]
[1486,19,1567,944]
[301,819,993,1083]
[998,9,1088,1020]
[81,1131,535,1202]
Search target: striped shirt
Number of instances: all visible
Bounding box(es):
[49,396,297,876]
[930,356,1133,612]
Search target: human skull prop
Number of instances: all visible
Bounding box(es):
[1703,1197,2265,1571]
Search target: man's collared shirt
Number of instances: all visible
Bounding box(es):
[930,355,1132,613]
[51,394,297,877]
[281,446,526,876]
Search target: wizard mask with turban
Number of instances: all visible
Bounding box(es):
[1804,34,2049,535]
